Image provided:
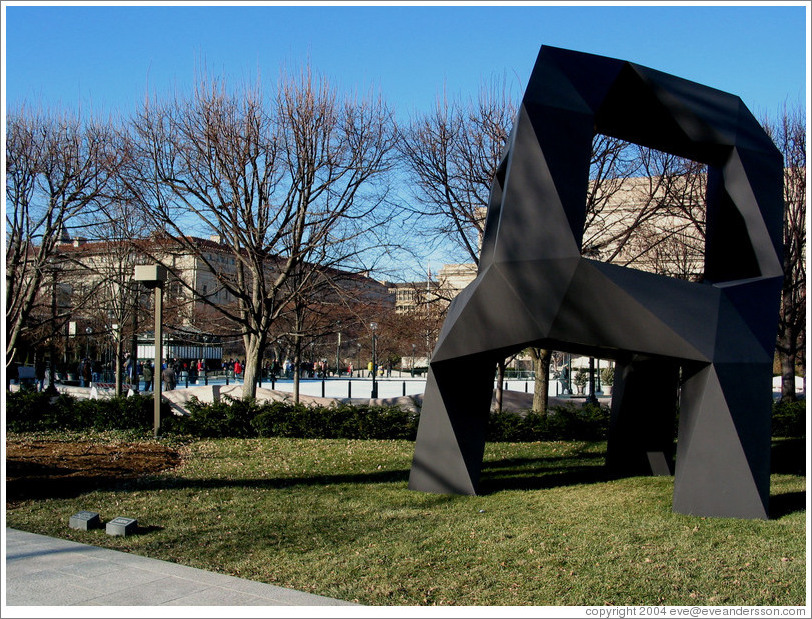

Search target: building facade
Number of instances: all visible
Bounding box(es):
[47,234,394,367]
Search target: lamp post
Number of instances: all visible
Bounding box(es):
[134,264,167,438]
[411,343,416,377]
[567,354,573,394]
[596,358,602,393]
[587,357,598,404]
[85,327,92,358]
[370,322,378,399]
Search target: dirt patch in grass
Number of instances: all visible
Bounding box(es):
[6,439,183,505]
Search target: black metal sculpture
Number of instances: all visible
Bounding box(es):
[408,46,784,520]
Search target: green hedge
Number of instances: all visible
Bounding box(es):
[488,402,609,442]
[6,390,171,433]
[161,396,420,441]
[164,396,608,442]
[169,395,262,438]
[6,390,805,441]
[772,399,806,437]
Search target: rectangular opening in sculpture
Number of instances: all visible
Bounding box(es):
[582,136,708,283]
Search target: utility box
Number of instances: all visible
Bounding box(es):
[16,366,36,389]
[133,265,167,286]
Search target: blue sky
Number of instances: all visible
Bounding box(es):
[3,2,809,276]
[3,2,809,123]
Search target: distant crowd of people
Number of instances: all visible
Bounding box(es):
[67,355,215,392]
[24,354,402,394]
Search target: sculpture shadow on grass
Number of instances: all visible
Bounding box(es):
[8,440,802,519]
[768,492,806,519]
[477,456,608,494]
[769,438,806,475]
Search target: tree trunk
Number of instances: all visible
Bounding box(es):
[495,359,505,413]
[241,334,263,401]
[778,278,800,402]
[530,348,552,415]
[293,336,302,404]
[47,348,57,393]
[114,336,123,396]
[780,341,798,402]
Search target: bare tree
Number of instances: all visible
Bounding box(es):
[278,264,348,403]
[583,142,707,282]
[399,79,516,266]
[126,66,397,399]
[581,134,641,257]
[400,81,524,410]
[764,107,806,401]
[6,106,118,370]
[76,201,154,395]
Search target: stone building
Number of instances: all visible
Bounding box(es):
[47,234,394,365]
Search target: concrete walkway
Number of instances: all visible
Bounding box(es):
[4,528,358,607]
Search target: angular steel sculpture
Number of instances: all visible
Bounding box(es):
[408,46,784,519]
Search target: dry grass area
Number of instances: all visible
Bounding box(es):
[5,437,184,505]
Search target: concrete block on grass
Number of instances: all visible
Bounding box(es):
[69,511,101,530]
[106,517,138,536]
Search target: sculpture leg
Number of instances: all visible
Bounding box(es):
[606,356,680,477]
[673,362,772,519]
[408,357,496,495]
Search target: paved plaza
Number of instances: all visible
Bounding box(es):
[4,528,358,607]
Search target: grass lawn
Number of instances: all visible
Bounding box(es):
[5,435,806,606]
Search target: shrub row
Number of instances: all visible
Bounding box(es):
[162,396,420,440]
[165,396,612,442]
[4,390,419,440]
[6,389,805,441]
[772,399,807,437]
[5,390,170,433]
[488,402,609,442]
